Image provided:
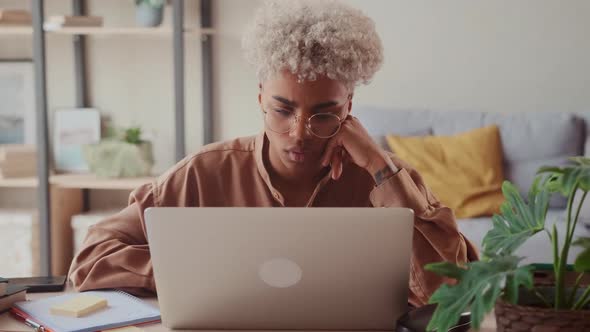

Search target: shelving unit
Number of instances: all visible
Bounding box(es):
[0,177,38,188]
[0,174,155,190]
[0,26,33,35]
[0,0,214,276]
[0,26,215,36]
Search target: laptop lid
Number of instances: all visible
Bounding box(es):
[145,207,414,330]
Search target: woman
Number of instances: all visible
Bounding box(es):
[69,0,477,307]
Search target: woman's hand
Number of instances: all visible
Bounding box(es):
[320,115,399,184]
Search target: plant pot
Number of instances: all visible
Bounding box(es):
[82,140,154,178]
[495,287,590,331]
[135,3,164,27]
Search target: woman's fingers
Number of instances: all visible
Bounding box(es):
[330,147,342,180]
[321,136,341,167]
[331,148,347,180]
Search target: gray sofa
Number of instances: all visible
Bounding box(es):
[356,107,590,264]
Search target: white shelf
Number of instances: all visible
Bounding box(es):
[0,26,33,35]
[0,26,215,36]
[51,173,155,190]
[0,173,156,190]
[0,177,38,188]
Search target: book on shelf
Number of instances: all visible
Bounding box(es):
[0,145,37,178]
[0,284,27,314]
[0,166,37,178]
[44,15,103,30]
[0,9,31,25]
[0,144,36,162]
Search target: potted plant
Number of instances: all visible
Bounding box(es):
[135,0,166,27]
[425,157,590,331]
[83,126,154,178]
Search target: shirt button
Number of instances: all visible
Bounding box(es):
[273,192,280,199]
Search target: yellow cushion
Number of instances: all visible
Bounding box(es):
[386,125,505,218]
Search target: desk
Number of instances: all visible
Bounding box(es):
[0,285,497,332]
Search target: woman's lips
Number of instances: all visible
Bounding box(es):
[287,149,306,163]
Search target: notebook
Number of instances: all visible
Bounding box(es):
[12,290,160,332]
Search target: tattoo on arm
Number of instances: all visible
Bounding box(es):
[373,165,397,186]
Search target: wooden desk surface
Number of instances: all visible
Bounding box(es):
[0,284,497,332]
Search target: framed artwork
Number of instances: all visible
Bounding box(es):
[0,60,35,144]
[53,108,101,173]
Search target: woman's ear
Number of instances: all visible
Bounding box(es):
[347,93,354,112]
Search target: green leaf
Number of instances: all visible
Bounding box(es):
[426,256,530,332]
[424,262,466,280]
[544,174,564,194]
[574,237,590,272]
[579,175,590,192]
[482,181,549,258]
[504,266,534,304]
[537,166,566,174]
[570,156,590,166]
[123,127,143,145]
[574,253,590,273]
[574,237,590,249]
[538,158,590,196]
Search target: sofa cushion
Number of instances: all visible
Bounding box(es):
[386,125,505,218]
[431,112,585,208]
[373,128,432,151]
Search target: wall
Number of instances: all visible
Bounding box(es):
[213,0,590,141]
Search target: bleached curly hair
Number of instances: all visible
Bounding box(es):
[242,0,383,90]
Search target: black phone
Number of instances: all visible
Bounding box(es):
[7,275,67,293]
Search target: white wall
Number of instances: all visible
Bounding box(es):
[213,0,590,140]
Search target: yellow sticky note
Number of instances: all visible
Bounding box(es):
[107,327,144,332]
[50,295,108,317]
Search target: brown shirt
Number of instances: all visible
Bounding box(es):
[69,132,478,306]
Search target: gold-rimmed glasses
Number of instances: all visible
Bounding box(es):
[262,102,348,139]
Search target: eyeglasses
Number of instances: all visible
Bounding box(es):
[262,103,348,139]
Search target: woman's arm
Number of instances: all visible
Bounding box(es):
[68,183,157,296]
[370,157,479,306]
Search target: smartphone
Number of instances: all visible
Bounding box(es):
[7,275,67,293]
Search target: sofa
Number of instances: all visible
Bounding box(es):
[356,106,590,264]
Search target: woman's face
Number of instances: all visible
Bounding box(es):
[259,70,352,178]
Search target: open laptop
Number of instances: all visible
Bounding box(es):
[144,207,414,330]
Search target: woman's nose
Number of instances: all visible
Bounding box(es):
[289,115,311,139]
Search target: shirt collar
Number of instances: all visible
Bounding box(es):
[254,131,333,206]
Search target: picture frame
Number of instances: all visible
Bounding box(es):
[53,108,101,173]
[0,60,35,144]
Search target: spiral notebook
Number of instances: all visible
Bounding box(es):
[12,290,161,332]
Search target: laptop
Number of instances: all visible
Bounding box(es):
[145,207,414,330]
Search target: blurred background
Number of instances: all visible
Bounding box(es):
[0,0,589,278]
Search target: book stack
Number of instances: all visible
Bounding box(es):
[0,278,27,313]
[0,9,32,26]
[0,145,37,179]
[44,15,103,30]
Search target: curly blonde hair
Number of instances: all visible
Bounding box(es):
[242,0,383,90]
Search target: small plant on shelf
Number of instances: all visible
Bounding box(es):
[135,0,166,27]
[83,125,154,178]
